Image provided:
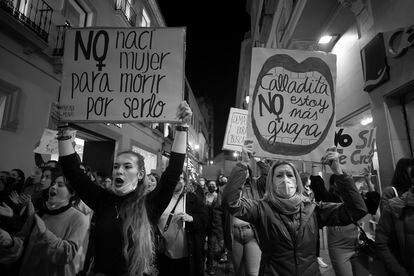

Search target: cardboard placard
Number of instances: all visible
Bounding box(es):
[335,126,376,176]
[60,27,185,122]
[34,128,76,155]
[222,108,248,151]
[247,48,336,161]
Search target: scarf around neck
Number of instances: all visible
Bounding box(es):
[264,160,309,215]
[266,193,309,215]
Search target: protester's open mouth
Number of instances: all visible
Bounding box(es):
[114,178,124,187]
[49,191,57,197]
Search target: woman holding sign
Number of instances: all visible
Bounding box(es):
[223,145,367,276]
[57,101,191,276]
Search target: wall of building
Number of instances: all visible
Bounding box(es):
[331,0,414,187]
[0,0,211,178]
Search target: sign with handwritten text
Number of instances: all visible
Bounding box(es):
[34,128,76,155]
[223,108,248,151]
[60,27,185,122]
[335,126,376,175]
[247,48,336,161]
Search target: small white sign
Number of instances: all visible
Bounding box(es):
[34,129,76,155]
[222,108,248,151]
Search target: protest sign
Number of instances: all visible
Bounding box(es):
[334,126,376,176]
[247,48,336,161]
[222,108,248,151]
[60,27,185,122]
[34,128,76,155]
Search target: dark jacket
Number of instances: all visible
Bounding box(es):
[223,163,367,276]
[376,190,414,276]
[60,152,185,276]
[183,192,209,276]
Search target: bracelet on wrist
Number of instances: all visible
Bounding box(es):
[175,125,189,132]
[56,135,72,141]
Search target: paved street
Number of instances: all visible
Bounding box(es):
[205,247,335,276]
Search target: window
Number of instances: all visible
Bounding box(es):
[64,0,90,27]
[115,0,137,26]
[0,79,21,132]
[140,7,150,27]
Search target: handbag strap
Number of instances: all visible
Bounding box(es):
[391,186,398,198]
[163,192,184,232]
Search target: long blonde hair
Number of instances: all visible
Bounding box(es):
[117,151,155,275]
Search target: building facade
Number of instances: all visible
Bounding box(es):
[0,0,212,178]
[237,0,414,189]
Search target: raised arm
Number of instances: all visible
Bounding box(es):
[146,101,191,222]
[223,162,260,224]
[58,135,103,210]
[34,213,88,265]
[318,147,367,226]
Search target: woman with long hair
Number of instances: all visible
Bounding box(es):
[223,146,367,276]
[376,157,414,275]
[0,171,89,276]
[57,102,191,276]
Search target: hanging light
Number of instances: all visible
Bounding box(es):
[318,35,333,44]
[361,116,373,125]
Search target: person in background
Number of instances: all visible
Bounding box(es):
[219,143,264,276]
[308,171,330,269]
[21,167,42,197]
[224,146,367,275]
[0,172,10,183]
[58,101,191,276]
[0,173,89,276]
[218,175,228,189]
[300,172,314,199]
[9,169,25,193]
[156,172,208,276]
[198,177,208,195]
[380,157,414,211]
[375,158,414,275]
[205,180,218,275]
[102,176,113,190]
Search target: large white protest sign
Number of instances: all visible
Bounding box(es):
[247,48,336,161]
[335,126,376,176]
[222,108,248,151]
[60,27,185,122]
[34,129,76,155]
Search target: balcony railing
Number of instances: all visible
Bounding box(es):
[53,24,69,56]
[114,0,137,26]
[0,0,53,42]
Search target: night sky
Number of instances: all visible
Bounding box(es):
[157,0,250,156]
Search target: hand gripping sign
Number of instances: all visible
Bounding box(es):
[247,48,336,161]
[59,27,185,123]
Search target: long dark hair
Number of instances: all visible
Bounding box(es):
[391,157,414,195]
[115,151,155,275]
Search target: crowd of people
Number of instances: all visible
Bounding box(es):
[0,101,413,276]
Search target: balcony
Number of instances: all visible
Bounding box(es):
[52,24,68,56]
[114,0,137,26]
[0,0,53,43]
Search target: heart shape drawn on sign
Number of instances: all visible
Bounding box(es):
[251,54,335,156]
